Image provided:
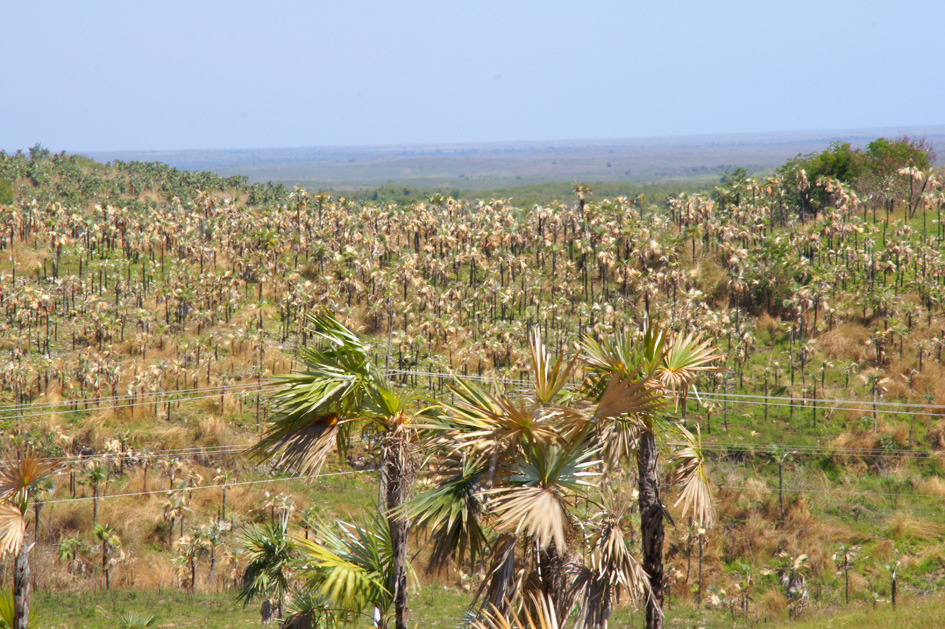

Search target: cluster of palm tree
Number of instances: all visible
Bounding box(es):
[2,146,945,623]
[2,149,944,445]
[244,312,722,628]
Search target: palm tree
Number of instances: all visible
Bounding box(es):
[405,329,661,621]
[92,523,122,590]
[237,520,294,622]
[80,464,109,526]
[0,452,55,629]
[294,513,396,627]
[582,325,723,629]
[247,311,428,629]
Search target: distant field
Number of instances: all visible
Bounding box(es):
[88,125,945,193]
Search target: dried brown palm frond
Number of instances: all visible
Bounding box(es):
[570,491,652,629]
[489,486,570,551]
[593,372,667,424]
[478,534,530,616]
[0,502,26,557]
[473,593,564,629]
[246,412,342,477]
[0,452,56,504]
[670,425,716,529]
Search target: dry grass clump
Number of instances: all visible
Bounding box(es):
[151,425,194,450]
[871,538,897,562]
[195,415,231,447]
[757,312,783,336]
[917,475,945,499]
[830,422,909,468]
[820,324,871,362]
[926,421,945,450]
[885,513,944,541]
[758,589,788,619]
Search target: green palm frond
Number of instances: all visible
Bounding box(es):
[237,521,294,608]
[656,331,726,406]
[117,612,156,629]
[0,588,36,629]
[581,326,666,399]
[399,457,488,573]
[512,441,600,492]
[294,515,393,618]
[670,425,716,529]
[528,328,577,404]
[281,590,336,629]
[248,312,383,473]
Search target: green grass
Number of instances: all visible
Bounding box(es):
[771,592,945,628]
[36,590,259,628]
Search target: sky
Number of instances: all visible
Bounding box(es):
[2,0,944,153]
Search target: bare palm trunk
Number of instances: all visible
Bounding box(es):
[14,543,30,629]
[638,431,664,629]
[384,433,410,629]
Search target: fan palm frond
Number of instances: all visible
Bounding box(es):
[477,534,529,616]
[572,492,652,627]
[670,425,716,529]
[237,521,294,608]
[247,412,342,477]
[294,515,392,618]
[656,332,726,407]
[0,503,26,558]
[593,372,667,424]
[488,442,599,550]
[0,451,56,509]
[473,593,563,629]
[399,457,488,573]
[528,329,577,405]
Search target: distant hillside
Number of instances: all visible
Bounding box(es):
[88,125,945,191]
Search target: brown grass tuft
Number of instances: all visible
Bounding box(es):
[886,513,944,541]
[820,323,871,362]
[927,421,945,450]
[757,312,783,336]
[195,415,231,447]
[758,589,788,618]
[918,476,945,499]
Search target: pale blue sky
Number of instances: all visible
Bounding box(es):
[3,1,943,152]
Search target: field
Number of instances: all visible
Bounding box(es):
[2,137,945,628]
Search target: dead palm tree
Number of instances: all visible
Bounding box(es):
[247,311,429,629]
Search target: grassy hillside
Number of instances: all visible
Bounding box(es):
[1,140,945,627]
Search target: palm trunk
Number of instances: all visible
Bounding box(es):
[102,540,110,590]
[14,542,30,629]
[538,543,567,617]
[207,545,216,590]
[384,432,410,629]
[638,430,664,629]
